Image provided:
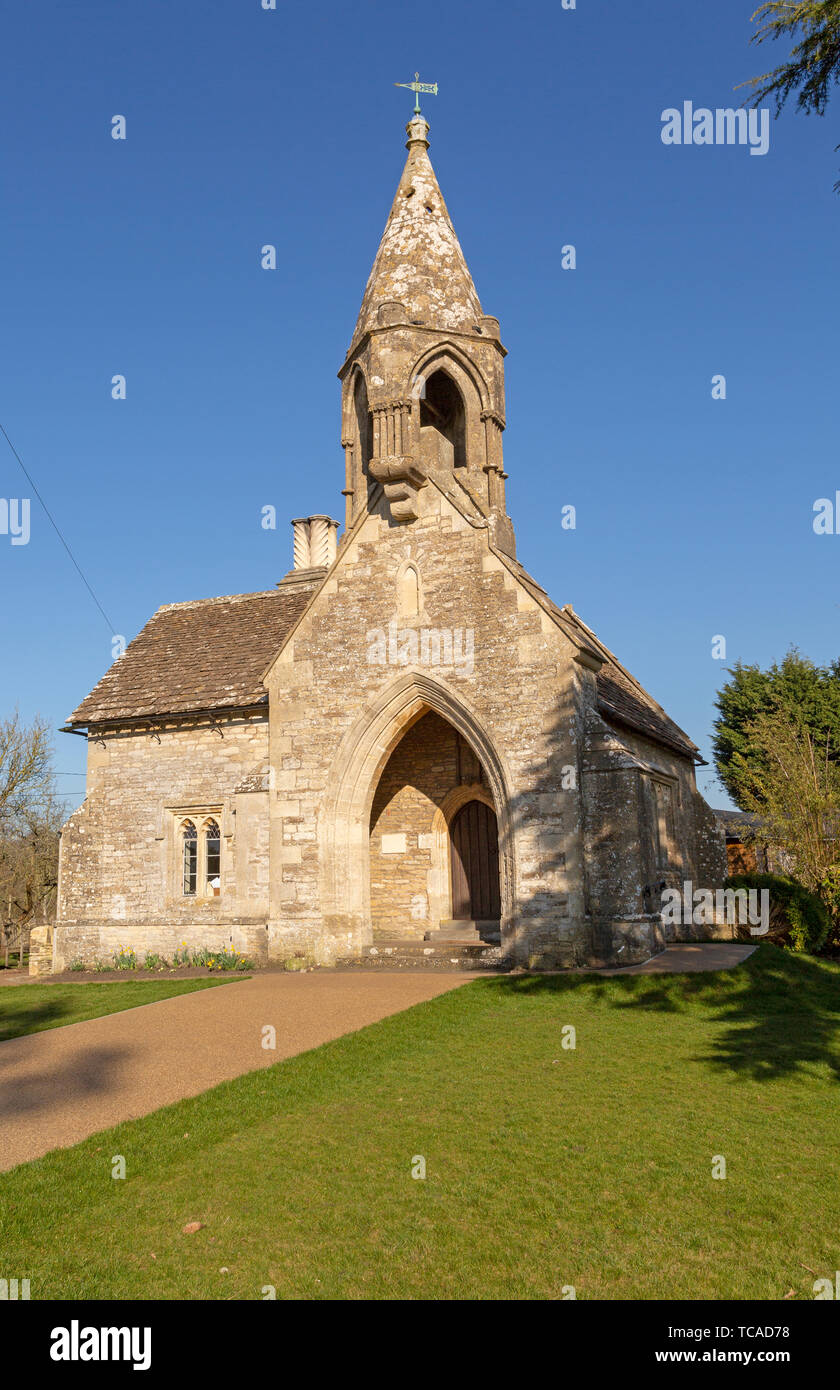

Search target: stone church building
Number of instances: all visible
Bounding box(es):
[56,111,725,973]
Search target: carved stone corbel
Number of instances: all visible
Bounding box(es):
[369,454,428,523]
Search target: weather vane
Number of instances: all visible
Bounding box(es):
[394,71,438,117]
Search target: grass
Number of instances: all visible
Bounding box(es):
[1,945,839,1300]
[0,953,27,972]
[0,977,244,1043]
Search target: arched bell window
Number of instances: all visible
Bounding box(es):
[182,821,197,896]
[204,818,221,897]
[420,369,467,469]
[354,373,373,486]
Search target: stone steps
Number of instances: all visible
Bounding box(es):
[331,940,508,972]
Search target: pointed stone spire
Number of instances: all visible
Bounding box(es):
[338,111,513,557]
[351,116,484,347]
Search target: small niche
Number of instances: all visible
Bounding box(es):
[398,563,420,617]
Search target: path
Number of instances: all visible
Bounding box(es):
[0,971,479,1172]
[598,942,756,975]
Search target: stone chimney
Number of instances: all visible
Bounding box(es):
[307,515,339,568]
[280,515,340,587]
[291,518,312,569]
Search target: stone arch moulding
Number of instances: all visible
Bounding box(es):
[320,670,516,950]
[407,341,492,415]
[342,362,370,439]
[407,346,493,474]
[341,363,375,527]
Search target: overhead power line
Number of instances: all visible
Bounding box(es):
[0,418,117,634]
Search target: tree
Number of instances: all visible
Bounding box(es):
[727,703,840,931]
[0,711,53,823]
[712,650,840,805]
[0,713,62,942]
[0,797,63,933]
[741,1,840,188]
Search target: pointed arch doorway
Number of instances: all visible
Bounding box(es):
[320,671,514,950]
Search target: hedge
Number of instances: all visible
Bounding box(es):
[725,872,831,954]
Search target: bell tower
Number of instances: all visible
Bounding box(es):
[338,112,514,556]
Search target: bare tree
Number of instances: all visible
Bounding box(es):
[0,711,53,823]
[0,713,62,962]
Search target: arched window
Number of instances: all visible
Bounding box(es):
[420,370,467,469]
[204,818,221,897]
[354,373,373,486]
[182,821,197,896]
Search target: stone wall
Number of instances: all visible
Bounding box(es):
[56,713,271,969]
[265,475,586,968]
[55,499,725,976]
[27,924,54,977]
[581,702,727,960]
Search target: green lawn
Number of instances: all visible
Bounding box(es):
[0,977,243,1042]
[1,945,838,1300]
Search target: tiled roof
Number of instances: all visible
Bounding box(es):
[714,809,760,835]
[68,583,319,725]
[503,561,698,761]
[595,662,698,760]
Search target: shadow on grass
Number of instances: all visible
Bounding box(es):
[480,945,840,1082]
[0,996,77,1045]
[0,995,130,1131]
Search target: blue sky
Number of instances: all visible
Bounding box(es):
[1,0,837,811]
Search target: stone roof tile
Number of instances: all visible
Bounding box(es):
[595,663,698,760]
[69,584,318,726]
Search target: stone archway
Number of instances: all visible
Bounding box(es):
[320,671,515,952]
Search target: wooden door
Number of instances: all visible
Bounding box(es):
[449,800,501,921]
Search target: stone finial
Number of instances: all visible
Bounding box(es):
[405,115,430,150]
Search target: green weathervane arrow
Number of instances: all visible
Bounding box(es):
[394,72,438,116]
